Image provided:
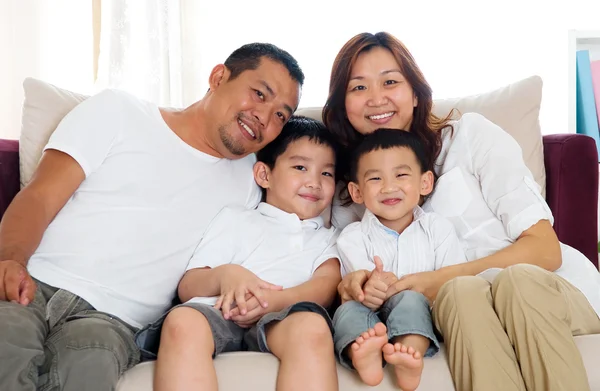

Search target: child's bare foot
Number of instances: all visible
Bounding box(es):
[382,342,424,391]
[348,322,388,386]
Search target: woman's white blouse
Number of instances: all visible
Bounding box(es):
[332,113,600,316]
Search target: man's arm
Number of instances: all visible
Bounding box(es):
[0,150,85,264]
[0,149,85,303]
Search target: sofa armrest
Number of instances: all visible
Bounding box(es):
[543,134,598,268]
[0,139,20,220]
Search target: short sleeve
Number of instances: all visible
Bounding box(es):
[464,113,554,240]
[429,214,467,269]
[43,89,124,177]
[186,206,240,271]
[336,223,375,276]
[311,229,341,274]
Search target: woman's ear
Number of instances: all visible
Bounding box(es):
[208,64,227,92]
[420,170,434,196]
[413,92,418,108]
[253,162,271,190]
[347,181,364,204]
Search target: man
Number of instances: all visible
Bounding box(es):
[0,42,303,391]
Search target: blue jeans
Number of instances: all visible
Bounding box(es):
[333,290,439,369]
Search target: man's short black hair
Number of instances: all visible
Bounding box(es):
[224,43,305,85]
[349,129,432,182]
[257,115,339,173]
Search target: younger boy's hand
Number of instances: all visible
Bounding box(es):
[362,256,393,311]
[214,264,282,320]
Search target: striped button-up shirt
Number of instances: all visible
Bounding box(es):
[337,206,466,277]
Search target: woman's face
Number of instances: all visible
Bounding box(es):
[344,47,417,135]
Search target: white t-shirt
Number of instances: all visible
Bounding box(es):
[185,203,340,306]
[332,113,600,317]
[337,207,466,277]
[27,89,262,328]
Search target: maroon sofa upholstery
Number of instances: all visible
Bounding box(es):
[0,135,598,267]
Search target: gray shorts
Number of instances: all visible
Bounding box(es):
[135,301,333,360]
[333,290,440,370]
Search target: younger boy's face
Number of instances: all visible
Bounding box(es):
[255,137,336,220]
[348,147,433,230]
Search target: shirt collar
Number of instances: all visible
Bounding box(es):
[256,202,323,230]
[360,205,426,236]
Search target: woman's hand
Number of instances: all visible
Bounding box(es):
[386,268,452,303]
[337,269,371,304]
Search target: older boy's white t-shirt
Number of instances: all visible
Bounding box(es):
[185,203,340,306]
[336,207,466,277]
[27,89,262,328]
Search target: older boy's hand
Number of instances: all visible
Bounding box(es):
[338,270,370,304]
[362,256,393,310]
[230,290,280,328]
[214,265,282,320]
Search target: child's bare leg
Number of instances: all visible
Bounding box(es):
[346,322,387,386]
[266,312,337,391]
[382,334,429,391]
[154,307,217,391]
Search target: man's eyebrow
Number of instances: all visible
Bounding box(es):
[260,80,293,116]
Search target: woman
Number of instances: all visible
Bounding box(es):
[324,31,600,391]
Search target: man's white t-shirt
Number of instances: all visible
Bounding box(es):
[185,203,340,306]
[27,89,262,328]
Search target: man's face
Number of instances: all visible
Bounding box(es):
[207,58,301,159]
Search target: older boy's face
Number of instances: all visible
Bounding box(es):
[264,137,336,220]
[350,147,432,230]
[206,58,301,159]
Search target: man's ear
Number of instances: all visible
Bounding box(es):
[253,161,271,190]
[208,64,228,91]
[420,170,434,196]
[347,181,364,204]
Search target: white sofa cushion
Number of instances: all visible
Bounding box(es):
[19,76,545,197]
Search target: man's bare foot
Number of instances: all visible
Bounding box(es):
[348,322,388,386]
[382,342,424,391]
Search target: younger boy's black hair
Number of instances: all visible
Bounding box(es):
[349,128,432,183]
[256,115,339,174]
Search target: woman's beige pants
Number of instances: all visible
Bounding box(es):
[433,264,600,391]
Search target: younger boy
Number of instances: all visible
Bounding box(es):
[137,116,342,391]
[333,129,466,391]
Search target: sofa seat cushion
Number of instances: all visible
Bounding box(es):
[117,335,600,391]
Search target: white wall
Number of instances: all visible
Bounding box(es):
[2,0,600,139]
[0,0,93,139]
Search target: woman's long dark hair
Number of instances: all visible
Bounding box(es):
[323,32,454,204]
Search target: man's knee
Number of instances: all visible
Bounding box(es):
[0,300,47,349]
[492,264,544,295]
[434,276,488,312]
[50,316,138,375]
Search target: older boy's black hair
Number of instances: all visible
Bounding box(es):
[224,43,305,85]
[349,128,432,182]
[256,115,339,174]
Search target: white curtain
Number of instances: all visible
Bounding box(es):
[95,0,184,107]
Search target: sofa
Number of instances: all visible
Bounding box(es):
[4,75,600,390]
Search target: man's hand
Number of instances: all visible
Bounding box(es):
[229,290,280,328]
[0,260,36,305]
[362,256,395,310]
[213,265,282,320]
